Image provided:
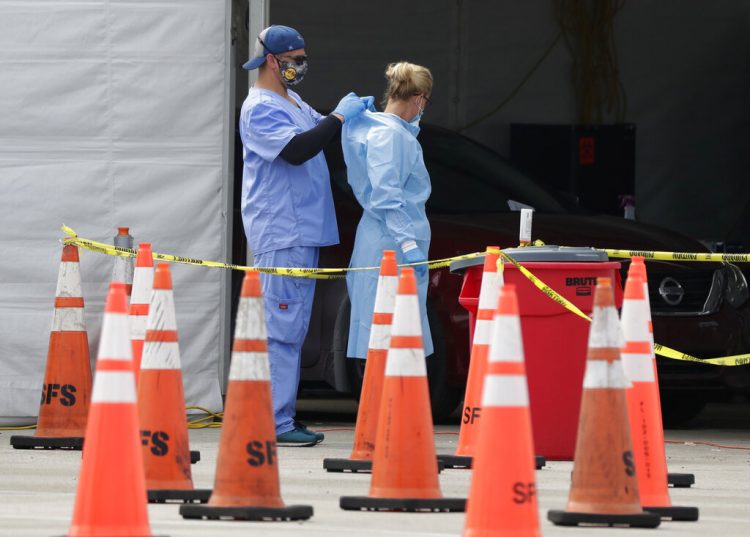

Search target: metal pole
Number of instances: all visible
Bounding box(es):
[247,0,270,90]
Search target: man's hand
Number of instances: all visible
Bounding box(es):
[332,92,366,123]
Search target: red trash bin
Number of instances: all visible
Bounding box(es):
[451,246,622,460]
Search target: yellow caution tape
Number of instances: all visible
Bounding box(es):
[62,225,485,280]
[487,247,592,322]
[488,247,750,366]
[603,249,750,263]
[61,226,750,367]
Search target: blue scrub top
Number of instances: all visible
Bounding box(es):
[239,87,339,256]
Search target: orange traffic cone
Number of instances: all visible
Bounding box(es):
[180,271,313,521]
[621,270,698,521]
[11,244,92,450]
[138,264,211,504]
[111,227,135,298]
[340,268,465,512]
[440,247,501,470]
[548,277,661,528]
[129,242,154,384]
[324,250,399,473]
[630,257,695,489]
[463,284,540,536]
[65,282,161,537]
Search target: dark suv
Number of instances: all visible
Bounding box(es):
[232,123,750,424]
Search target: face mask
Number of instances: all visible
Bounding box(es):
[276,56,308,86]
[410,104,424,126]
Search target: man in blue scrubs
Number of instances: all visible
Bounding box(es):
[240,25,368,446]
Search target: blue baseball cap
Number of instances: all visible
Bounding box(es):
[243,25,305,70]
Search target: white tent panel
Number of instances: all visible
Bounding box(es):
[0,0,230,422]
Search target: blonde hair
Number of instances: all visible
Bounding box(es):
[382,62,433,107]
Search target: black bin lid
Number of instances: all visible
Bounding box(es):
[449,246,609,274]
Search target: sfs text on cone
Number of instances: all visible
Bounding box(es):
[439,247,502,470]
[180,271,313,521]
[463,284,541,537]
[548,277,661,528]
[11,244,92,450]
[340,268,465,512]
[138,264,211,504]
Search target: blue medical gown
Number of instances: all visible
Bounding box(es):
[342,111,433,358]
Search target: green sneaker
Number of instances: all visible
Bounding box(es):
[277,425,321,447]
[295,420,325,443]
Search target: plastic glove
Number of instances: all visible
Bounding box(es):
[403,248,428,278]
[360,95,376,112]
[333,92,366,122]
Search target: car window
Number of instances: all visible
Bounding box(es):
[421,128,568,214]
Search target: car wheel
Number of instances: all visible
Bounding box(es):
[343,296,462,423]
[659,394,708,428]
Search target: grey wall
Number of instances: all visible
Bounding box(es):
[259,0,750,246]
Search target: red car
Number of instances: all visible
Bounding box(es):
[232,123,750,424]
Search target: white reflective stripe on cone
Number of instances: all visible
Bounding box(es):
[488,316,524,363]
[621,299,650,343]
[129,314,148,340]
[583,360,630,389]
[52,307,85,332]
[234,297,267,340]
[481,374,529,407]
[148,290,178,331]
[130,267,154,304]
[92,371,136,403]
[621,353,655,383]
[385,348,427,377]
[472,319,493,346]
[141,341,181,370]
[588,306,624,349]
[477,270,502,311]
[368,323,392,351]
[56,262,82,298]
[229,351,271,381]
[373,275,398,314]
[97,314,132,361]
[390,295,422,337]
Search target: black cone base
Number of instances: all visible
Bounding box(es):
[323,458,373,473]
[323,457,444,474]
[148,488,213,504]
[340,496,466,512]
[644,505,700,521]
[190,450,200,464]
[667,472,694,488]
[179,503,313,521]
[548,509,661,528]
[11,435,83,450]
[436,454,471,469]
[437,454,546,470]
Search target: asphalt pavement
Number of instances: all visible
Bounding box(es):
[1,400,749,536]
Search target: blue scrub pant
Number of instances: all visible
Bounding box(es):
[254,246,318,435]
